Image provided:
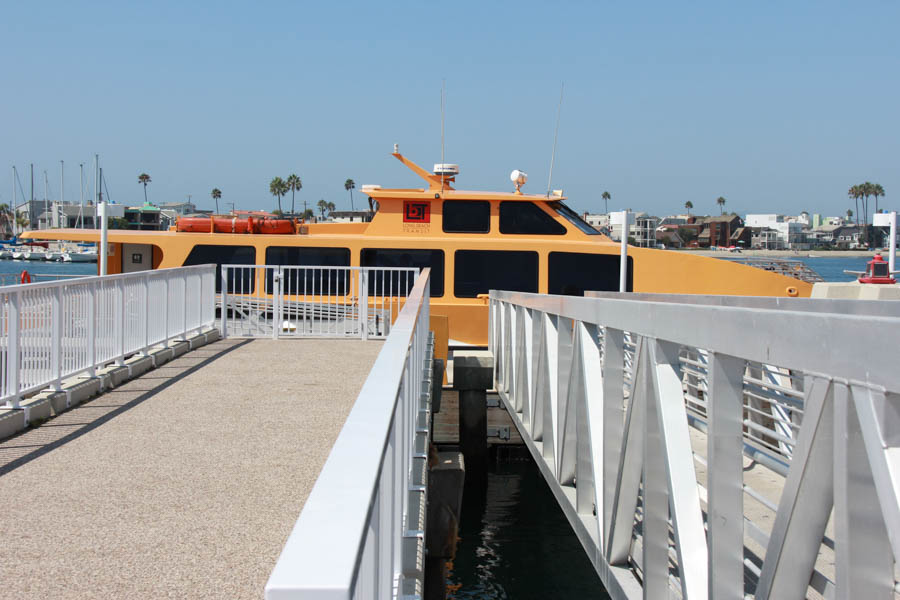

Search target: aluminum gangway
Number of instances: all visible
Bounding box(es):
[489,290,900,599]
[266,268,434,599]
[1,265,436,598]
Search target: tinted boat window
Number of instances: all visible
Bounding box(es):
[548,252,633,295]
[182,244,255,293]
[454,250,538,297]
[499,201,566,235]
[265,247,351,295]
[549,201,603,235]
[442,200,490,233]
[361,248,444,297]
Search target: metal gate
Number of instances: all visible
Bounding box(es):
[219,265,419,339]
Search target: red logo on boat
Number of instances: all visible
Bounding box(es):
[403,201,430,223]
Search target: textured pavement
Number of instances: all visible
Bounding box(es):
[0,337,383,599]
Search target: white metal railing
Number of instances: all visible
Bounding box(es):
[266,268,433,599]
[489,290,900,600]
[1,265,216,415]
[219,265,419,340]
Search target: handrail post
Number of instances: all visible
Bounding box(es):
[116,277,126,365]
[51,285,62,389]
[181,271,188,340]
[272,267,281,340]
[220,266,229,339]
[7,290,20,408]
[87,284,96,376]
[359,268,369,341]
[143,272,150,354]
[163,272,170,348]
[197,271,204,332]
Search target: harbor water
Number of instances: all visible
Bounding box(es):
[0,259,96,284]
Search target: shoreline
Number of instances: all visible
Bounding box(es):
[672,249,881,258]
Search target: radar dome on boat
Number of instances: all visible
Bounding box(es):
[433,164,459,176]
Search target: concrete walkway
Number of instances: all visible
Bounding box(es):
[0,337,383,599]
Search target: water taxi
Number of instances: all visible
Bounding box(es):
[24,149,811,344]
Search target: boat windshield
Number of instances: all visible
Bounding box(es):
[548,201,602,235]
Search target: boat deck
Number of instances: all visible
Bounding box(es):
[0,337,382,600]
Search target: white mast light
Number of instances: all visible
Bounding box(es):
[510,169,528,193]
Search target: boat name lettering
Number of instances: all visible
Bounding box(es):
[402,223,431,233]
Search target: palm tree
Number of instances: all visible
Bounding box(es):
[317,199,328,219]
[327,201,336,217]
[0,203,13,237]
[211,188,222,214]
[848,185,861,226]
[345,179,356,212]
[601,190,611,214]
[286,174,302,216]
[269,177,287,214]
[846,209,853,222]
[872,183,885,214]
[15,211,29,233]
[860,182,875,246]
[138,173,151,203]
[716,196,726,215]
[684,200,693,216]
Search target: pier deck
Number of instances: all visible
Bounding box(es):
[0,337,382,600]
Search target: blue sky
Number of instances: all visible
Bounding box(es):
[2,1,898,218]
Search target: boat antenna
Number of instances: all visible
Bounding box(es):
[79,163,84,229]
[102,169,112,204]
[440,79,446,195]
[44,170,49,227]
[546,82,564,197]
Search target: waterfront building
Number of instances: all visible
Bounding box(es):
[745,213,782,228]
[38,203,125,229]
[655,225,685,248]
[830,224,864,249]
[124,204,164,231]
[582,212,609,230]
[633,213,659,247]
[329,210,374,223]
[159,201,197,216]
[697,214,744,247]
[751,227,780,249]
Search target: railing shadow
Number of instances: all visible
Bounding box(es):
[0,338,251,477]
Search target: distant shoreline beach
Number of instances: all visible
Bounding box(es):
[673,249,882,258]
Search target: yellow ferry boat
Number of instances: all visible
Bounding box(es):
[24,150,810,345]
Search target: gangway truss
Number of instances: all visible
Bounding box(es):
[489,290,900,600]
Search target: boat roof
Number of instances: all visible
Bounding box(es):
[364,187,565,202]
[364,151,566,201]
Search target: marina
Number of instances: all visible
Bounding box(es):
[3,3,899,596]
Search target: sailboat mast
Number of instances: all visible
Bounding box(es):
[79,163,84,229]
[11,166,16,236]
[93,154,99,228]
[60,160,64,228]
[44,170,49,228]
[99,165,108,276]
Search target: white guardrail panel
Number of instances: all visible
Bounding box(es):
[266,268,433,600]
[489,290,900,600]
[220,265,419,340]
[0,265,217,412]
